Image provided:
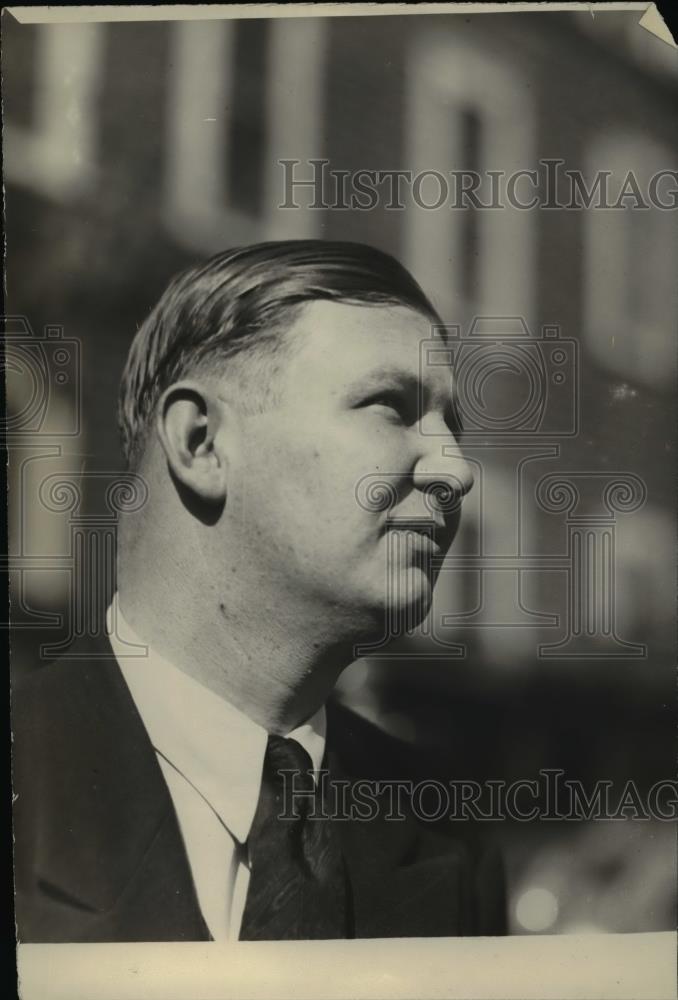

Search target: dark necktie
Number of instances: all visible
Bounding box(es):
[239,733,349,940]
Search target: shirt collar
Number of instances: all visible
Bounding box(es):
[105,594,327,845]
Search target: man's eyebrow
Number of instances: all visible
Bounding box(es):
[348,367,423,393]
[348,365,466,437]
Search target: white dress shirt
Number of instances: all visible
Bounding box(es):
[105,595,326,941]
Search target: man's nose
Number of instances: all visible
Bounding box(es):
[412,440,475,507]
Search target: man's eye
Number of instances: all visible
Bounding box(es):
[366,394,411,422]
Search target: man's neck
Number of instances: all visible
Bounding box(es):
[115,581,357,734]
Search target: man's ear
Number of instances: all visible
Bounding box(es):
[155,380,228,502]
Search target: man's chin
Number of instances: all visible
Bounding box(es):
[389,592,433,628]
[370,569,435,630]
[326,566,435,638]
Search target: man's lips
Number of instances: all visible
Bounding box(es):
[384,517,451,551]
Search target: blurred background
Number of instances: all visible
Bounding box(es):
[3,9,677,935]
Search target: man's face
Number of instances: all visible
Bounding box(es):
[226,301,474,632]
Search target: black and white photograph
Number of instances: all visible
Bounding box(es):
[4,3,677,998]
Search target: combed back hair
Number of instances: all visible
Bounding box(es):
[118,239,441,469]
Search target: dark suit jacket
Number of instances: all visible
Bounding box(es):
[12,632,507,942]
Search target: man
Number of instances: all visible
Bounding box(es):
[12,240,506,942]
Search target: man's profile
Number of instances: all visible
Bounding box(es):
[12,240,506,942]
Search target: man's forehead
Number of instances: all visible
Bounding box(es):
[294,298,434,336]
[290,299,447,374]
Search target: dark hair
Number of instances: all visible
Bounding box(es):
[118,239,441,468]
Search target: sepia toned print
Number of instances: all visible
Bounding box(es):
[4,3,677,998]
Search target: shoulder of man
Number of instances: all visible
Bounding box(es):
[11,633,184,941]
[12,632,152,796]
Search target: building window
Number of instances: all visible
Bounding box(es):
[583,131,678,390]
[404,27,536,322]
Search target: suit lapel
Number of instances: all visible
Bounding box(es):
[330,775,472,938]
[15,631,210,941]
[326,701,473,938]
